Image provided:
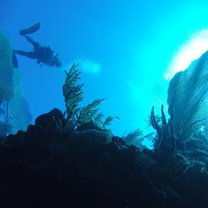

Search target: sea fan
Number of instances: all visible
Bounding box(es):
[0,30,32,134]
[168,51,208,141]
[165,51,208,162]
[0,30,14,102]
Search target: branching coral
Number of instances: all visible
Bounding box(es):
[151,105,176,158]
[76,98,106,127]
[63,63,116,130]
[102,115,119,129]
[63,63,84,128]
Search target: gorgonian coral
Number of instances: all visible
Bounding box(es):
[63,63,117,130]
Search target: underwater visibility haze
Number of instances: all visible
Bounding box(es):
[2,1,208,208]
[2,0,208,138]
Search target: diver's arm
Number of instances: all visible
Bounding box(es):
[13,50,30,57]
[14,50,38,60]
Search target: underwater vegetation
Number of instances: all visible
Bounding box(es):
[151,51,208,166]
[0,30,31,135]
[0,30,14,102]
[63,63,118,130]
[1,31,208,207]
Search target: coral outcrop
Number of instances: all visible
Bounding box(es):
[0,108,207,207]
[1,30,208,208]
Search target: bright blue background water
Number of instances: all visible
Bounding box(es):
[1,0,208,136]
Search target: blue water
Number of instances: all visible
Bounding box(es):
[1,0,208,137]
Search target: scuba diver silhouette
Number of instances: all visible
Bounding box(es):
[13,23,62,68]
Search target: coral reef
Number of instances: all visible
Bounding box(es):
[0,109,207,207]
[1,31,208,207]
[0,31,31,135]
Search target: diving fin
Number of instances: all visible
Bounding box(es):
[19,23,41,36]
[12,51,19,68]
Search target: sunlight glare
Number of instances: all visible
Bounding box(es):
[165,29,208,79]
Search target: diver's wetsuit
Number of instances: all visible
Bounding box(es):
[14,35,61,67]
[13,23,61,68]
[14,35,55,65]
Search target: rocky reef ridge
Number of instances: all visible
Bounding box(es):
[0,108,207,208]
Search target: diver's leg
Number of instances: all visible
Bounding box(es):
[23,35,39,49]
